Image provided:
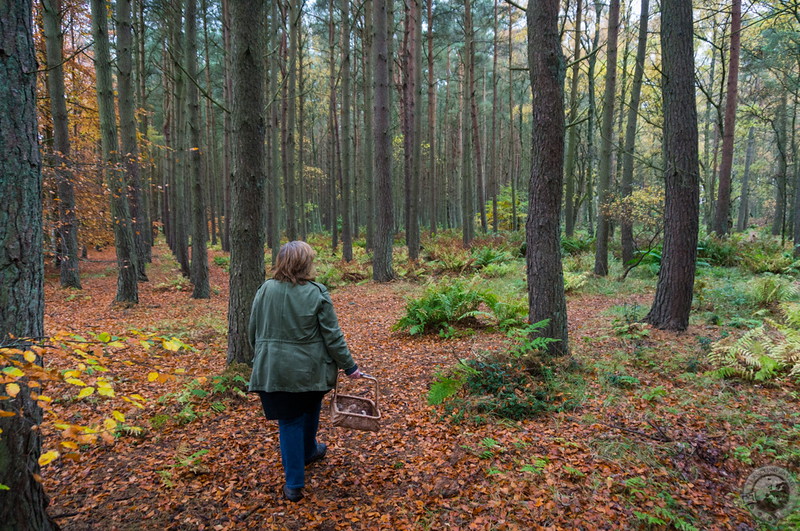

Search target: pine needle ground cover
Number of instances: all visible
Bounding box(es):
[35,241,799,529]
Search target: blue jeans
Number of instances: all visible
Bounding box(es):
[277,399,323,489]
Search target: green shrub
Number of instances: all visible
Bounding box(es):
[561,235,594,255]
[564,271,590,293]
[749,274,799,307]
[212,255,230,272]
[697,236,739,267]
[394,280,488,336]
[471,246,513,269]
[709,303,800,383]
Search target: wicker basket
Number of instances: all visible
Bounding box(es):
[331,375,381,432]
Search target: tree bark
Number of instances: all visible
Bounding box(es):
[593,0,620,276]
[772,93,788,237]
[461,0,475,247]
[620,0,649,265]
[117,0,148,282]
[427,0,437,234]
[42,0,81,289]
[285,0,300,242]
[91,0,139,305]
[564,0,582,237]
[526,0,569,355]
[736,126,755,232]
[363,0,375,248]
[645,0,700,332]
[0,2,58,528]
[712,0,741,236]
[227,0,266,366]
[341,0,353,261]
[185,0,209,298]
[373,0,395,281]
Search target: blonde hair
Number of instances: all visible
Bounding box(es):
[273,241,316,284]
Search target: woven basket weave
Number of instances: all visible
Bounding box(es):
[331,375,381,432]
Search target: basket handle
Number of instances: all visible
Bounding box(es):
[335,372,379,407]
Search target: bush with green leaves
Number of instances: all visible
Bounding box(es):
[748,274,799,308]
[427,321,578,420]
[709,302,800,383]
[394,280,489,336]
[561,235,594,255]
[471,246,513,269]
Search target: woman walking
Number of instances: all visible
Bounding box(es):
[249,241,363,502]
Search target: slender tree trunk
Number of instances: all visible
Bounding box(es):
[564,0,582,236]
[185,0,209,298]
[373,0,395,281]
[135,0,153,255]
[285,0,299,241]
[736,126,755,232]
[202,0,218,247]
[0,2,57,527]
[341,0,353,261]
[526,0,569,355]
[363,0,375,248]
[620,0,649,265]
[593,0,620,276]
[585,0,602,237]
[402,0,420,259]
[645,0,700,331]
[91,0,139,305]
[772,93,788,237]
[42,0,81,289]
[170,0,190,277]
[462,0,475,246]
[221,0,232,252]
[328,0,338,251]
[426,0,437,235]
[268,0,281,263]
[117,0,148,282]
[712,0,741,236]
[298,21,308,240]
[227,0,266,366]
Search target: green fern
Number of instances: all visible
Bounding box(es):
[709,306,800,383]
[749,274,799,307]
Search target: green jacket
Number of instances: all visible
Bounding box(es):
[248,279,356,393]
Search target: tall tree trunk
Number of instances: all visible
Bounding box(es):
[427,0,437,234]
[373,0,395,281]
[170,0,190,277]
[268,0,281,263]
[363,0,375,248]
[227,0,266,366]
[585,0,602,237]
[526,0,569,355]
[702,24,718,232]
[116,0,148,282]
[772,93,788,237]
[341,0,353,261]
[91,0,139,305]
[42,0,81,289]
[736,126,755,232]
[221,0,232,252]
[185,0,209,298]
[645,0,700,331]
[0,2,57,527]
[135,0,152,255]
[620,0,649,265]
[285,0,300,241]
[593,0,620,276]
[328,0,338,252]
[202,0,219,247]
[461,0,475,246]
[298,19,308,240]
[712,0,741,236]
[402,0,421,259]
[564,0,583,236]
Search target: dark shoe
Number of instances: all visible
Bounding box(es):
[283,485,303,502]
[305,443,327,467]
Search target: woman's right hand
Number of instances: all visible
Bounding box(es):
[347,368,364,379]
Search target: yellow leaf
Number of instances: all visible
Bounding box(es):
[108,341,125,348]
[53,423,70,430]
[6,383,20,398]
[0,411,16,417]
[2,367,24,378]
[63,370,81,378]
[23,351,37,363]
[103,418,117,431]
[139,340,151,350]
[36,395,51,402]
[147,372,159,382]
[65,378,86,387]
[97,387,115,398]
[174,368,186,374]
[130,394,145,402]
[38,451,59,466]
[112,410,125,423]
[77,387,95,399]
[162,339,182,352]
[60,441,78,450]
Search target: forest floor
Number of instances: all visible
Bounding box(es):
[40,242,798,530]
